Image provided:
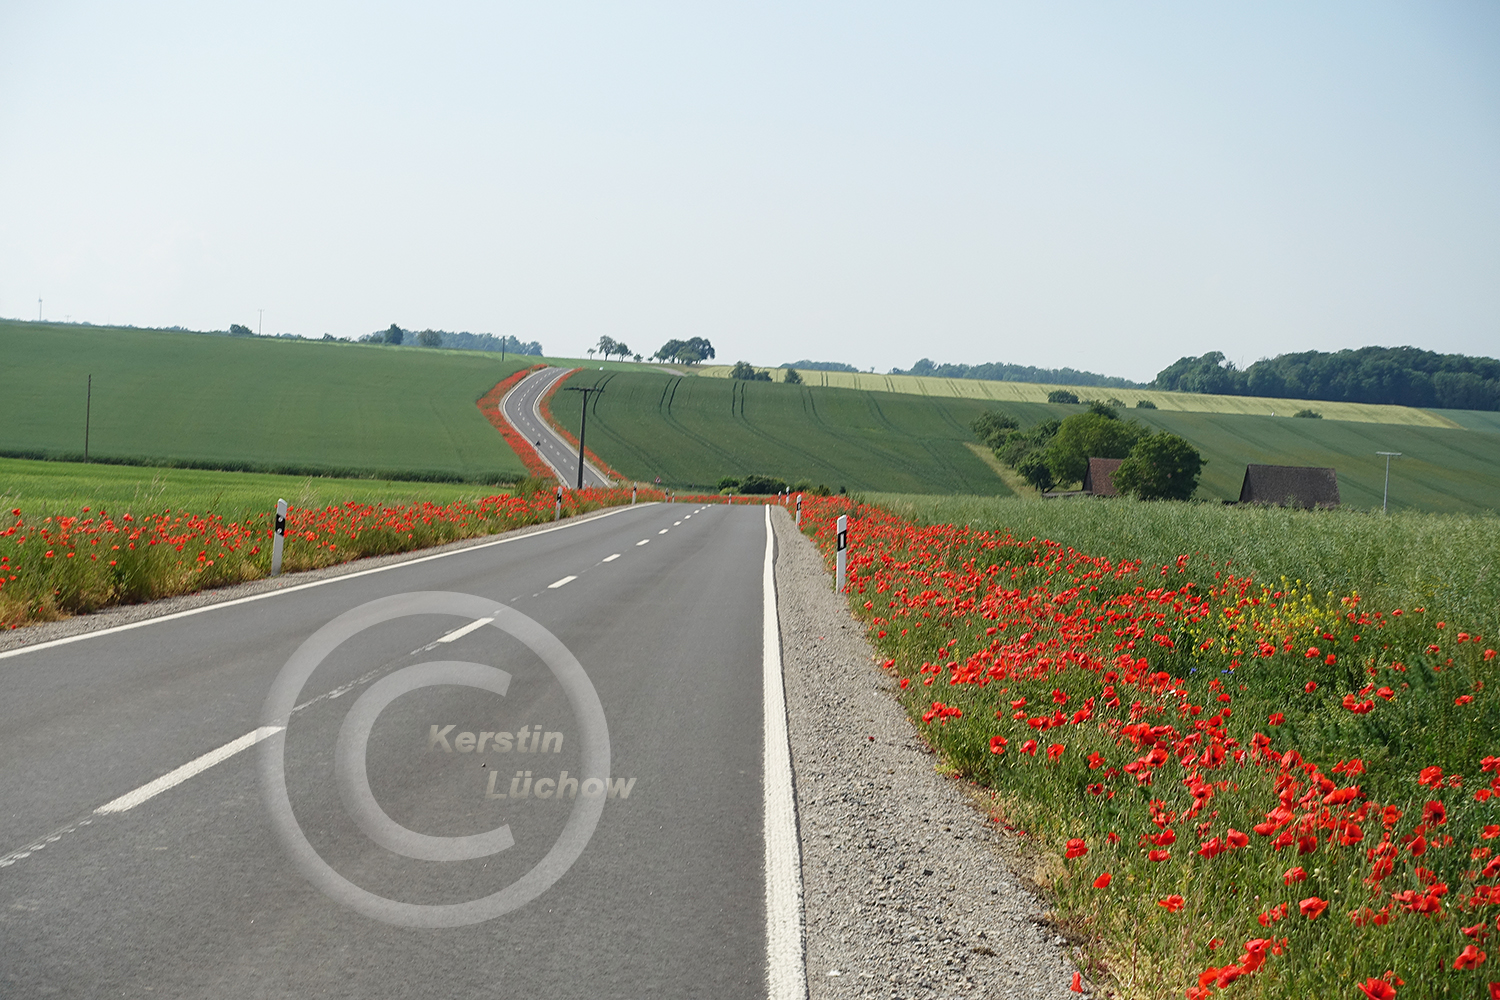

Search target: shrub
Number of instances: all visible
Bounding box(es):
[1016,451,1056,491]
[1294,408,1323,419]
[1047,389,1080,404]
[971,410,1020,448]
[716,476,741,491]
[729,361,772,381]
[1112,431,1206,500]
[738,473,787,495]
[1135,399,1157,409]
[783,367,803,385]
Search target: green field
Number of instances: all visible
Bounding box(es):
[0,320,538,480]
[556,369,1500,513]
[695,364,1464,428]
[0,456,508,520]
[551,369,1012,495]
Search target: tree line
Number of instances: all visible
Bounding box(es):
[1153,346,1500,411]
[356,325,544,355]
[895,358,1144,389]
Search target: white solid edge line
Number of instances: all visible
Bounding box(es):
[435,617,494,643]
[94,725,285,815]
[762,505,807,999]
[547,575,577,589]
[0,503,646,663]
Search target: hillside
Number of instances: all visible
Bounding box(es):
[559,369,1500,513]
[0,320,534,480]
[693,365,1459,428]
[551,370,1011,495]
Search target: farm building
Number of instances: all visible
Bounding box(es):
[1082,457,1123,497]
[1237,464,1340,508]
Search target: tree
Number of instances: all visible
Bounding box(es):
[384,324,404,345]
[654,337,717,364]
[632,353,642,363]
[1047,389,1080,404]
[229,323,253,337]
[418,329,442,348]
[783,367,803,385]
[971,410,1019,448]
[1017,452,1055,491]
[1113,433,1205,501]
[596,336,617,359]
[612,341,631,360]
[1044,412,1147,486]
[730,360,771,381]
[652,339,686,363]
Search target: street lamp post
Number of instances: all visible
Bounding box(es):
[1376,452,1401,513]
[563,385,605,490]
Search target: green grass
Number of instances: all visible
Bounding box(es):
[0,320,538,480]
[549,369,1014,495]
[0,456,507,521]
[864,492,1500,639]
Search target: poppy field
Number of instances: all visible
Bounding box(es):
[0,484,657,628]
[798,494,1500,998]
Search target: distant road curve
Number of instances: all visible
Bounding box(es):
[501,366,613,488]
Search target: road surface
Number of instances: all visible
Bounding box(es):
[0,503,802,999]
[502,366,614,489]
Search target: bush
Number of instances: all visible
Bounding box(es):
[1086,401,1119,420]
[229,323,253,337]
[738,473,787,494]
[1047,389,1080,404]
[971,410,1020,448]
[716,476,741,491]
[783,368,803,385]
[1112,431,1205,500]
[1294,408,1323,419]
[1135,399,1157,409]
[730,360,772,381]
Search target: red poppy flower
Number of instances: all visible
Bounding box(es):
[1299,896,1328,920]
[1065,838,1088,859]
[1268,712,1284,726]
[1455,945,1488,970]
[1304,681,1318,693]
[1069,972,1083,993]
[1226,828,1249,848]
[1356,979,1396,1000]
[1148,849,1171,862]
[1158,895,1185,912]
[1093,873,1112,889]
[1424,801,1447,825]
[1284,866,1307,885]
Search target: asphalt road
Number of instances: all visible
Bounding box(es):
[503,366,614,489]
[0,503,799,998]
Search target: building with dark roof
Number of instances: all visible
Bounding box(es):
[1082,457,1124,497]
[1237,464,1340,508]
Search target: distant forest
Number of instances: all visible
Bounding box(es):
[1154,347,1500,411]
[890,358,1144,389]
[357,325,543,356]
[780,359,862,372]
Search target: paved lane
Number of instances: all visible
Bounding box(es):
[503,366,613,488]
[0,503,801,999]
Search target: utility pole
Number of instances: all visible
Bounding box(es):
[85,375,92,461]
[1376,452,1401,513]
[259,308,264,336]
[563,385,604,490]
[38,298,42,321]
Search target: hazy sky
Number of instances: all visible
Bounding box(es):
[2,2,1496,381]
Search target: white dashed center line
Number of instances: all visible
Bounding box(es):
[673,521,682,526]
[636,539,650,546]
[658,528,669,535]
[548,575,577,589]
[602,553,621,562]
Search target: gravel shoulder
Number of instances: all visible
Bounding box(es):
[773,507,1082,1000]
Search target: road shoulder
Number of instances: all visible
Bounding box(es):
[772,507,1078,999]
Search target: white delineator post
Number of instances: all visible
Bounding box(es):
[631,485,637,505]
[795,493,802,527]
[554,485,563,521]
[271,498,287,577]
[834,514,848,593]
